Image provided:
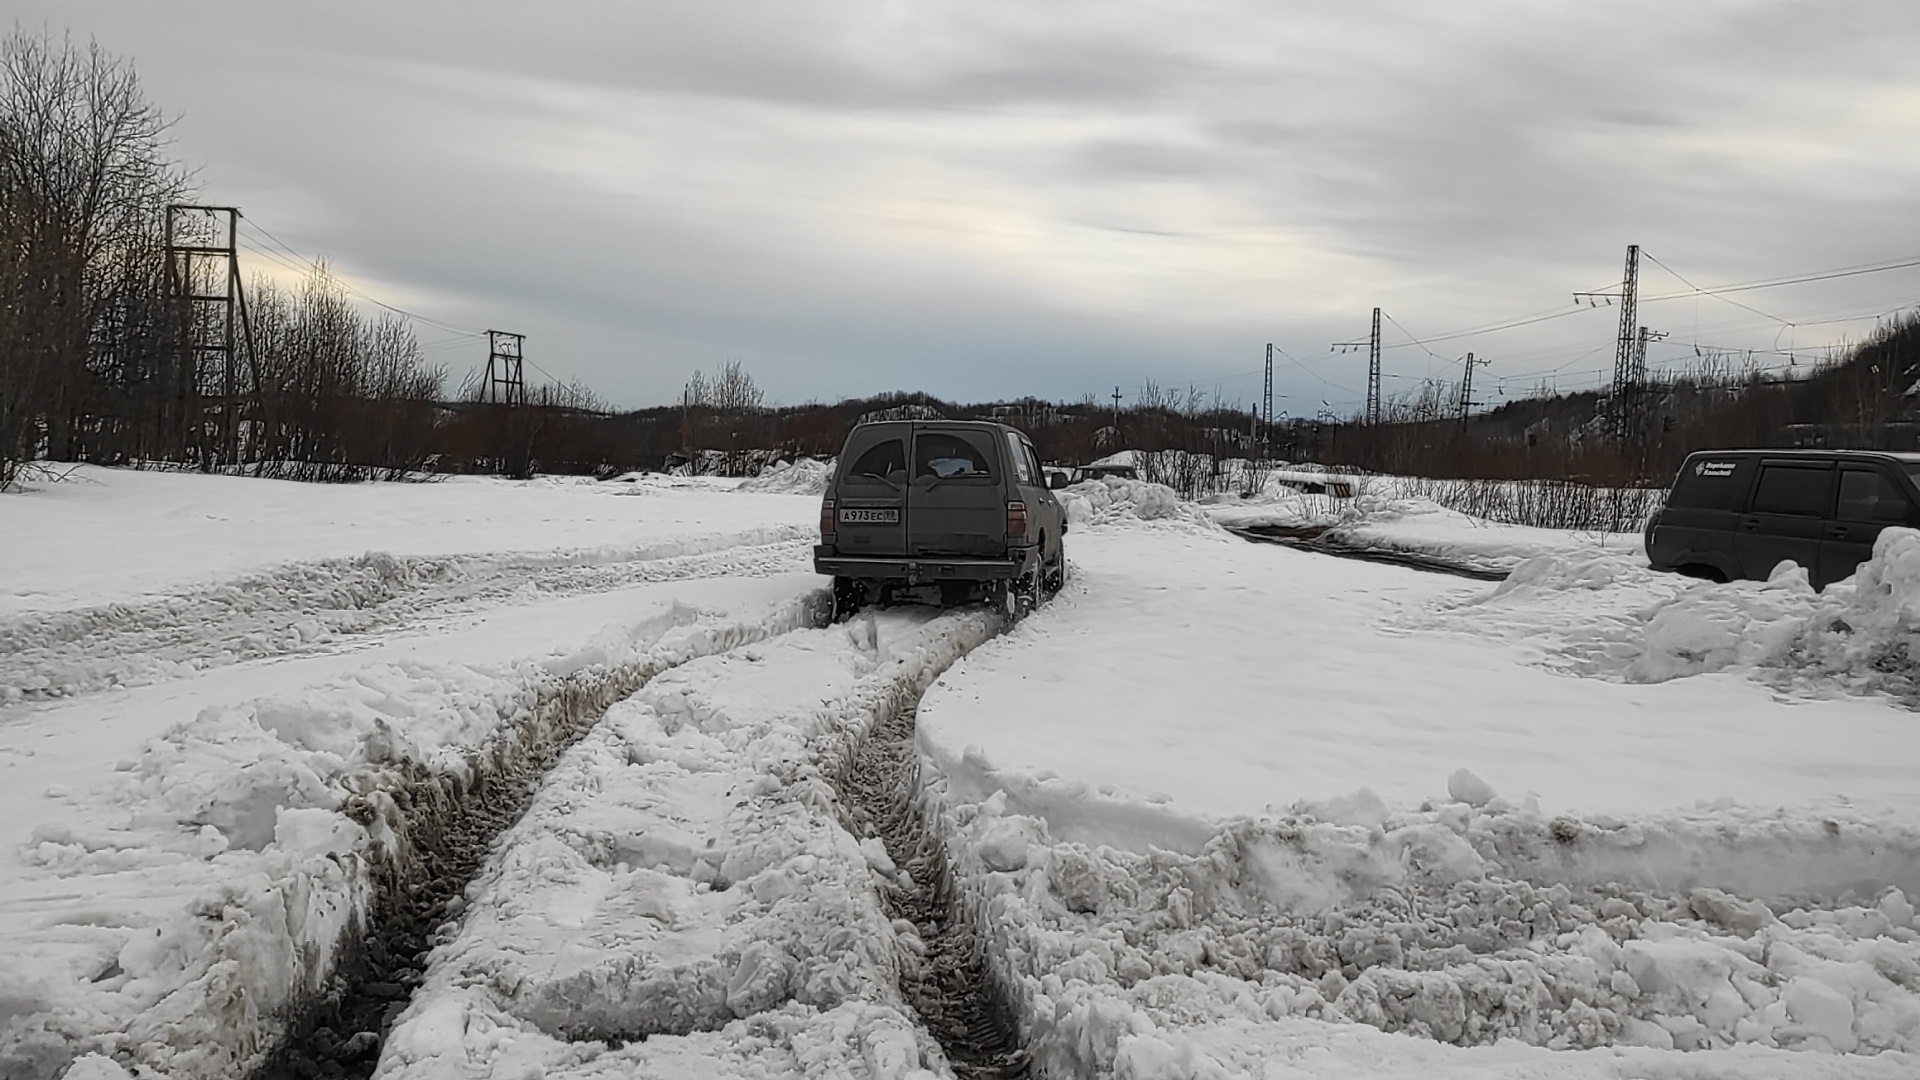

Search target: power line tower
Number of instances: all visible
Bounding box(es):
[1333,307,1383,425]
[1458,352,1489,427]
[484,330,526,406]
[164,205,259,467]
[1610,244,1641,441]
[1367,307,1382,426]
[1262,343,1274,457]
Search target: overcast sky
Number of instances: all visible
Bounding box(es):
[19,1,1920,414]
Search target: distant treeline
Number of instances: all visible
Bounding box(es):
[1304,315,1920,487]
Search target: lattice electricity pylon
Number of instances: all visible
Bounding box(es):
[1458,352,1489,427]
[484,330,526,406]
[1573,244,1643,444]
[1263,343,1274,456]
[1610,244,1641,427]
[1333,307,1383,425]
[165,205,260,466]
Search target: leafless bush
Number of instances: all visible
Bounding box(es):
[1399,475,1663,533]
[243,267,444,480]
[680,360,766,475]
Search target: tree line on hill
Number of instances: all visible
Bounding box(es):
[1306,316,1920,488]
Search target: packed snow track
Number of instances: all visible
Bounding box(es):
[368,605,1017,1079]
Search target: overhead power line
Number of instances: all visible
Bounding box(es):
[1639,253,1920,302]
[1641,250,1795,327]
[237,219,488,338]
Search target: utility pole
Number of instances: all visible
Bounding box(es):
[1112,386,1123,436]
[484,331,526,407]
[165,205,259,468]
[1263,344,1274,458]
[1634,325,1667,384]
[1459,352,1489,428]
[1332,307,1384,425]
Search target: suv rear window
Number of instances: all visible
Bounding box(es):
[915,432,993,479]
[847,439,905,482]
[1750,464,1831,517]
[1838,469,1914,524]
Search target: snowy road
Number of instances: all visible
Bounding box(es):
[3,468,1918,1079]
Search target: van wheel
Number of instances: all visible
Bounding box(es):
[831,576,863,621]
[1677,564,1727,584]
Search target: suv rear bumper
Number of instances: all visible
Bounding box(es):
[814,545,1029,583]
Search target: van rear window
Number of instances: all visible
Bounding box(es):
[1667,458,1749,511]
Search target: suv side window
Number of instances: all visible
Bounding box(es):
[847,439,905,483]
[1750,464,1831,517]
[915,432,993,479]
[1024,443,1045,486]
[1668,457,1751,510]
[1838,468,1913,523]
[1005,432,1036,485]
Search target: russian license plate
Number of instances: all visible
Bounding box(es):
[839,507,900,524]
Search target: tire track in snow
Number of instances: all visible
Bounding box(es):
[1229,525,1510,580]
[0,527,812,705]
[243,591,833,1080]
[833,696,1028,1077]
[361,606,1022,1080]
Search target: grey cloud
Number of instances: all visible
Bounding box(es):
[19,0,1920,412]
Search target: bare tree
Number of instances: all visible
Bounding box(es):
[0,28,187,486]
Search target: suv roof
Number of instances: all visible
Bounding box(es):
[1686,448,1920,464]
[850,419,1019,431]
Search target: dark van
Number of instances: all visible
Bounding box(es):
[1645,449,1920,588]
[814,420,1068,617]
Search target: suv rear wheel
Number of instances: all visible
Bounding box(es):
[831,576,865,621]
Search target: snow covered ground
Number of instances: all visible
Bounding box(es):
[3,466,1917,1079]
[920,486,1920,1077]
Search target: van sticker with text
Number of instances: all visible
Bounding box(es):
[1695,461,1736,477]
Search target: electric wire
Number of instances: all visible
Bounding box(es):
[237,218,489,339]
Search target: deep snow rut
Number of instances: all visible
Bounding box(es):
[834,699,1027,1078]
[249,593,829,1080]
[352,606,1019,1080]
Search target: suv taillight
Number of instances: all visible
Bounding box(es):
[1006,500,1028,539]
[820,499,835,538]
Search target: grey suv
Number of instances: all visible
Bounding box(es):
[1645,448,1920,588]
[814,420,1068,617]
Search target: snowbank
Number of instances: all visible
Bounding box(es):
[1059,476,1218,531]
[738,457,834,495]
[917,780,1920,1076]
[1469,526,1920,700]
[0,526,812,704]
[0,592,826,1080]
